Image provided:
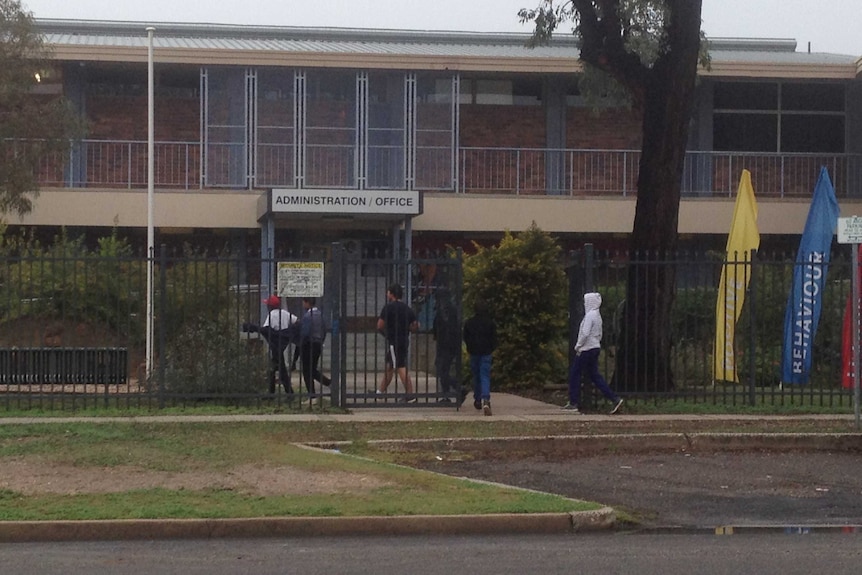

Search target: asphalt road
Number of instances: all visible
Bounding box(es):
[1,533,860,574]
[419,451,862,528]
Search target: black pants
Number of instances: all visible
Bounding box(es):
[258,327,293,395]
[435,347,458,393]
[299,340,330,393]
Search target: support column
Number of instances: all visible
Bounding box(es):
[544,78,567,195]
[260,213,276,317]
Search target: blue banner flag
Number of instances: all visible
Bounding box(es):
[781,167,840,384]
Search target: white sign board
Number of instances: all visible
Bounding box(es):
[838,216,862,244]
[272,189,420,215]
[277,262,324,298]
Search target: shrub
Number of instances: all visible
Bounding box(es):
[153,321,270,396]
[462,224,567,390]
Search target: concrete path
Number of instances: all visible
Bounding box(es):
[0,393,856,424]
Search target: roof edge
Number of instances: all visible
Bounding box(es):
[37,18,832,55]
[33,18,580,47]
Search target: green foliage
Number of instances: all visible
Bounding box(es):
[0,230,268,395]
[150,245,266,396]
[0,0,86,215]
[158,245,237,344]
[0,228,144,341]
[519,0,710,110]
[154,321,269,396]
[723,257,848,389]
[462,224,567,390]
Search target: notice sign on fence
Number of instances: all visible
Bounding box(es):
[838,216,862,244]
[277,262,324,298]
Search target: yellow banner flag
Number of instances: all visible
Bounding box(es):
[714,170,760,382]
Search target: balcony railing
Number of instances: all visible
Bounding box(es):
[24,139,862,199]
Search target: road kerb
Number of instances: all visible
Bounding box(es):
[0,508,616,542]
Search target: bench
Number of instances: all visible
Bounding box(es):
[0,347,128,385]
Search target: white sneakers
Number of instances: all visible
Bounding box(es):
[562,399,624,415]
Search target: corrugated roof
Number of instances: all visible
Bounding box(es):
[39,20,580,58]
[43,31,581,58]
[36,19,860,74]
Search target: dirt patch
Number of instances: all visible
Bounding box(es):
[0,457,391,497]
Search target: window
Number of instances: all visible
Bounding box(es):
[714,114,777,152]
[782,83,844,112]
[460,77,541,106]
[714,82,777,110]
[713,81,845,153]
[781,115,844,153]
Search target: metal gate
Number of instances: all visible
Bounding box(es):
[328,243,464,408]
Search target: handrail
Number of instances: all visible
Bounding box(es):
[16,138,862,198]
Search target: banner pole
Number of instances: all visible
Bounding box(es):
[853,244,861,430]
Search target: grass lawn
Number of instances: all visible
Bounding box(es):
[0,421,598,521]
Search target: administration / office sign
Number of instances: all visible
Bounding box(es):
[838,216,862,244]
[277,262,324,297]
[272,189,420,215]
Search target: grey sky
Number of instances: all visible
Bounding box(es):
[22,0,862,56]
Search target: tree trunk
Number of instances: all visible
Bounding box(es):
[612,1,703,393]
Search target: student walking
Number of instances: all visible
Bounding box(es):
[463,299,497,416]
[376,283,419,402]
[243,294,298,396]
[563,292,623,415]
[294,297,331,394]
[432,288,463,403]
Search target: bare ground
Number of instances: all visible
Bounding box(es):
[0,456,391,497]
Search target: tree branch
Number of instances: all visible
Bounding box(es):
[571,0,649,107]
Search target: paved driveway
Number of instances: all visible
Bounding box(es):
[421,449,862,528]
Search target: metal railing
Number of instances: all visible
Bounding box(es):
[573,249,857,408]
[26,138,862,198]
[0,246,464,411]
[0,246,858,410]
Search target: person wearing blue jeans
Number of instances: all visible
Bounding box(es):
[564,292,624,415]
[463,299,497,416]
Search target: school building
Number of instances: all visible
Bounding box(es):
[19,19,862,255]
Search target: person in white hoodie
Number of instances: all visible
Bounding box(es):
[563,292,623,415]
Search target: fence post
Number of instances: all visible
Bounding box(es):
[455,247,464,406]
[158,244,168,409]
[748,249,757,406]
[566,248,587,407]
[584,243,595,293]
[330,242,343,408]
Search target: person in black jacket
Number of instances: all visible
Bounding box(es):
[294,297,331,394]
[463,299,497,416]
[432,288,462,403]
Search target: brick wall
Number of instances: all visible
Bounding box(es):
[460,104,546,148]
[87,95,199,142]
[566,107,642,149]
[78,94,645,193]
[459,105,546,193]
[84,95,200,187]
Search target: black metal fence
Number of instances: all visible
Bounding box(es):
[572,246,858,408]
[0,243,857,411]
[0,244,464,411]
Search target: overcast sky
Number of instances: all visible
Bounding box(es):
[21,0,862,56]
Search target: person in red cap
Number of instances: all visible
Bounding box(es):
[243,294,298,396]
